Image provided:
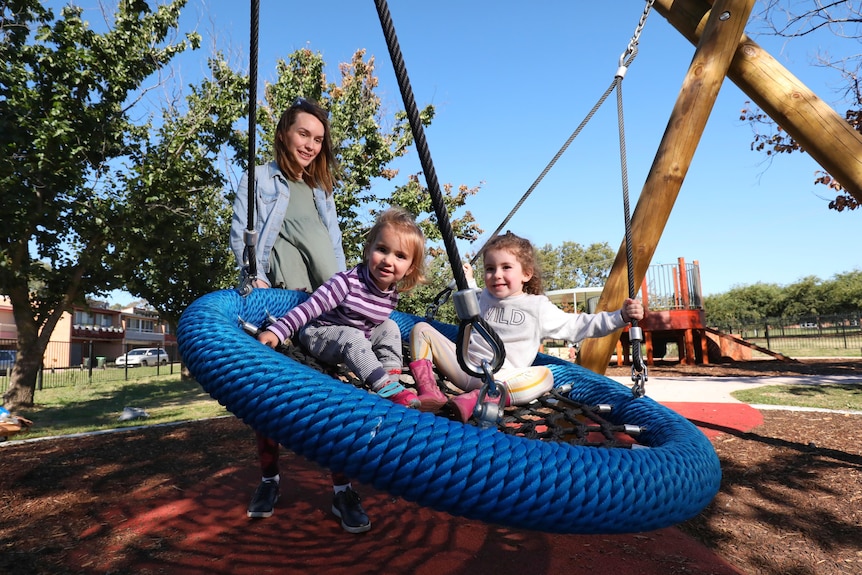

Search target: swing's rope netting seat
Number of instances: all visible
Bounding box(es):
[177,288,721,534]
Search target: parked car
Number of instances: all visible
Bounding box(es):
[115,348,169,367]
[0,350,15,372]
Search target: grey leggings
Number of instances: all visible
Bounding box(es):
[299,318,403,390]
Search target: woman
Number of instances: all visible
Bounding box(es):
[230,97,370,534]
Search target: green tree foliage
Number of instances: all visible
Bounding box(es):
[780,275,826,319]
[1,0,200,408]
[703,282,784,331]
[823,270,862,313]
[703,270,862,330]
[536,241,615,291]
[112,58,248,327]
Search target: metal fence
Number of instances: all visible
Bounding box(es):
[643,259,703,311]
[0,340,181,392]
[710,313,862,356]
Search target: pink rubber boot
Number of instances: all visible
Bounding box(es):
[409,359,447,413]
[449,389,481,423]
[389,388,421,408]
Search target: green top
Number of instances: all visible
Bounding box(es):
[268,179,339,291]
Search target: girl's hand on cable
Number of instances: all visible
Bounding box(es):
[447,263,477,290]
[463,263,474,280]
[621,298,645,323]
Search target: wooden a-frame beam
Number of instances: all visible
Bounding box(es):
[578,0,755,375]
[655,0,862,203]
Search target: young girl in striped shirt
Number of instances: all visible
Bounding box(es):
[258,207,428,408]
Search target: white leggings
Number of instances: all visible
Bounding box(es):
[409,322,554,405]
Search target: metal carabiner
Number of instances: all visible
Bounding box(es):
[472,360,508,429]
[453,288,506,378]
[456,317,506,379]
[425,286,453,321]
[629,325,648,397]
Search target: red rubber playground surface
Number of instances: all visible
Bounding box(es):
[66,401,762,575]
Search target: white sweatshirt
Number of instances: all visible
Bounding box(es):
[470,290,626,370]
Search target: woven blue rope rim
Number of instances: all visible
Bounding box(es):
[177,289,721,534]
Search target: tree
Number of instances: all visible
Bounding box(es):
[112,57,247,327]
[823,269,862,313]
[703,282,784,330]
[780,275,827,319]
[536,241,615,291]
[1,0,200,409]
[745,1,862,211]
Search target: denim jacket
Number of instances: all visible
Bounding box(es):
[230,161,346,286]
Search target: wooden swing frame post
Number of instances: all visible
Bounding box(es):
[579,0,755,374]
[582,0,862,374]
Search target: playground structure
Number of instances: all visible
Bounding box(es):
[550,258,711,366]
[179,0,861,535]
[637,258,707,365]
[579,0,862,375]
[550,258,787,366]
[614,259,785,366]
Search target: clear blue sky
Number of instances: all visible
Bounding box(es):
[107,0,858,302]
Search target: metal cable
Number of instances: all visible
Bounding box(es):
[614,0,654,394]
[373,0,468,291]
[238,0,260,293]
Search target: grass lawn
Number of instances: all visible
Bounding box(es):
[5,374,229,441]
[4,369,860,443]
[732,383,862,411]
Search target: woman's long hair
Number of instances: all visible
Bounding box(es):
[274,98,337,194]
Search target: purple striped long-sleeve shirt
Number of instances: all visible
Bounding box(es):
[265,264,398,344]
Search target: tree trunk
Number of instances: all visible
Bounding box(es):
[1,349,44,410]
[2,282,66,411]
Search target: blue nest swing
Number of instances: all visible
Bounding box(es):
[177,287,721,534]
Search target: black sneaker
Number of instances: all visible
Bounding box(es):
[247,479,279,518]
[331,488,371,533]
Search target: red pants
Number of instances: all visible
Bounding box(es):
[256,431,349,485]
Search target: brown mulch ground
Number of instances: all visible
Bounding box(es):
[1,358,860,575]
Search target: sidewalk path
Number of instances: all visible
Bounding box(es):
[609,373,861,403]
[609,374,862,439]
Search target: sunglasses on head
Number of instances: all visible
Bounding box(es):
[292,97,329,117]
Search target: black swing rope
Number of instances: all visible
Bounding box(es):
[374,0,507,397]
[238,0,260,296]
